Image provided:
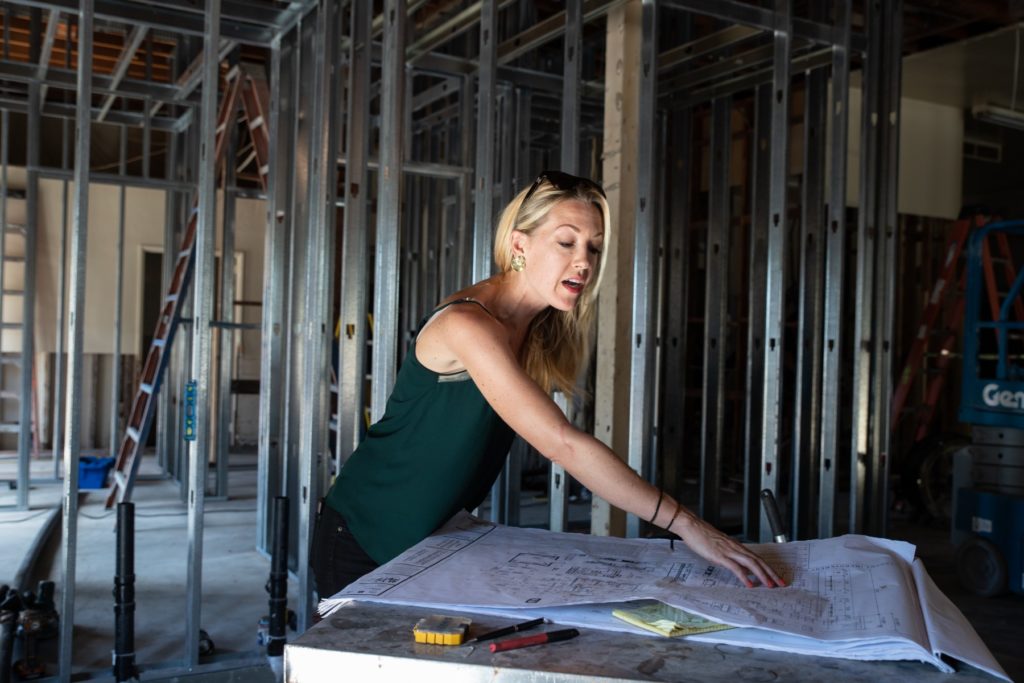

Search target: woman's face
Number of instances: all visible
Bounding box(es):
[513,198,604,311]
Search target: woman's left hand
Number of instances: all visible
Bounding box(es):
[673,512,786,588]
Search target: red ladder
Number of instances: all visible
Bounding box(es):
[891,213,1022,442]
[105,67,251,508]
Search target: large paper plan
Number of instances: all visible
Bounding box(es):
[320,512,1009,680]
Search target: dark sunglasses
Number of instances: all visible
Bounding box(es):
[521,170,606,206]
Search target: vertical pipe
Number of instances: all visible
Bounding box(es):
[371,0,406,421]
[113,503,136,682]
[626,0,658,538]
[58,2,93,678]
[791,62,827,540]
[700,96,731,528]
[758,0,791,543]
[267,496,288,658]
[110,124,127,461]
[337,0,371,467]
[185,0,221,666]
[818,0,851,539]
[744,83,771,540]
[470,0,496,287]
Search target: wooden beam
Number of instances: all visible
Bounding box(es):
[593,0,642,538]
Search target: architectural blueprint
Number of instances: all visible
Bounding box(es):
[321,512,1008,680]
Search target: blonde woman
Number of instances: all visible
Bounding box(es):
[312,171,784,597]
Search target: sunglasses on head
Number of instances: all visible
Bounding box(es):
[521,170,606,206]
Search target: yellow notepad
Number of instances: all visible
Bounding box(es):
[612,601,734,637]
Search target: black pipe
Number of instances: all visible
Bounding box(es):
[0,590,23,683]
[113,502,137,682]
[267,496,289,657]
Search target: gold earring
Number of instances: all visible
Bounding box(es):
[511,253,526,272]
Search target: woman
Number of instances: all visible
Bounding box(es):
[313,170,784,597]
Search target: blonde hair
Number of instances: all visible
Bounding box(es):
[492,178,611,399]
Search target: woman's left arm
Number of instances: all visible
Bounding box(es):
[433,307,784,588]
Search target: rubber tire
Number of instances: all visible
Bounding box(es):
[955,536,1008,598]
[901,433,969,521]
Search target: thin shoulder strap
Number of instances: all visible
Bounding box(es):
[416,297,496,337]
[431,297,496,319]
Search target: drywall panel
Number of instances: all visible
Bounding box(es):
[845,86,963,219]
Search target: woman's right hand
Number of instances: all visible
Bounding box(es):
[670,507,786,589]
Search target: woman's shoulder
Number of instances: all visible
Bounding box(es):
[427,297,500,337]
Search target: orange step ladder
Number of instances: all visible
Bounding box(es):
[892,213,1024,443]
[105,66,268,508]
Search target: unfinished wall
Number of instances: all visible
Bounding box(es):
[846,87,964,219]
[25,174,266,448]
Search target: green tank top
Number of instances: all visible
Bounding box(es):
[324,299,515,565]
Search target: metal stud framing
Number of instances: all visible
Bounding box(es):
[868,0,903,537]
[295,0,339,629]
[626,0,658,539]
[257,36,291,553]
[184,0,221,666]
[215,106,240,498]
[757,0,792,543]
[336,0,372,467]
[818,0,852,538]
[743,82,771,540]
[699,95,731,528]
[471,0,497,287]
[661,105,692,505]
[791,56,827,540]
[370,0,406,421]
[58,1,92,677]
[549,0,583,534]
[851,0,883,534]
[0,0,910,676]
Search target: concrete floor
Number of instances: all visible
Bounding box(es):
[0,449,290,681]
[2,452,1022,682]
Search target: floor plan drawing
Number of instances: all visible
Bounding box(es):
[321,512,1008,680]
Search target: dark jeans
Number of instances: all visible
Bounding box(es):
[311,501,379,599]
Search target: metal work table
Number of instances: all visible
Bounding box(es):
[284,601,998,682]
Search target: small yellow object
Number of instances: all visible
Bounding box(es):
[413,615,472,646]
[612,601,734,637]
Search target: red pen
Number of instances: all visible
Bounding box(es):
[489,628,580,653]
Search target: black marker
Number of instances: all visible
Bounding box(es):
[465,617,545,645]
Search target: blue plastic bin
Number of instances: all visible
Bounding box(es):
[79,456,115,489]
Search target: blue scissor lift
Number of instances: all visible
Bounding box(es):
[954,219,1024,597]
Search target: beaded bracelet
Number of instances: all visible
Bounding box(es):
[648,489,665,525]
